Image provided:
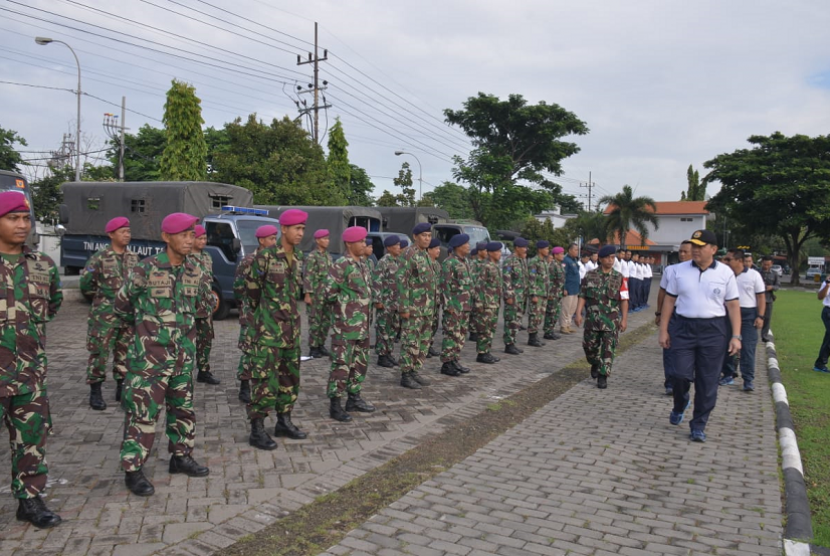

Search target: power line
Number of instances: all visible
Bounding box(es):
[0,79,73,93]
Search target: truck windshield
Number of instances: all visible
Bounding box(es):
[236,219,280,254]
[463,226,490,246]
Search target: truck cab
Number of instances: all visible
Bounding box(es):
[431,222,491,261]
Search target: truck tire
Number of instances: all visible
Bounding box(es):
[211,283,231,321]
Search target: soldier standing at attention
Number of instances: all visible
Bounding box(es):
[326,226,376,421]
[303,229,332,359]
[0,192,63,528]
[244,209,308,450]
[81,216,139,410]
[544,246,565,340]
[527,240,551,348]
[115,213,211,496]
[191,225,220,386]
[396,223,435,389]
[502,237,530,355]
[374,235,402,368]
[426,238,442,359]
[475,242,504,364]
[440,234,473,377]
[468,241,489,343]
[364,238,377,270]
[233,225,278,404]
[575,245,629,389]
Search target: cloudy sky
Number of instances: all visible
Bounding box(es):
[2,0,829,206]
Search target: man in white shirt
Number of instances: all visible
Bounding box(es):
[629,252,642,312]
[718,249,766,391]
[643,255,654,308]
[585,251,599,273]
[655,242,693,395]
[578,251,590,280]
[659,230,742,443]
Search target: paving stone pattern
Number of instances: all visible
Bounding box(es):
[320,335,784,556]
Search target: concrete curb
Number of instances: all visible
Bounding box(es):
[765,333,813,553]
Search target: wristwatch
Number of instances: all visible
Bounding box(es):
[732,335,742,340]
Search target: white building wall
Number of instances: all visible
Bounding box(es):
[643,214,707,245]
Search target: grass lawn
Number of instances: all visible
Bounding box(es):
[772,289,830,546]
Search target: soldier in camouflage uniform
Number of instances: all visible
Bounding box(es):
[191,225,220,385]
[374,235,402,368]
[396,223,436,389]
[244,209,308,451]
[364,238,377,271]
[303,228,332,359]
[574,245,629,389]
[427,238,442,359]
[326,226,377,421]
[114,213,212,497]
[0,192,63,528]
[526,240,551,348]
[80,216,139,410]
[476,242,504,364]
[544,246,566,340]
[468,241,488,343]
[440,234,473,376]
[233,225,278,404]
[502,237,530,355]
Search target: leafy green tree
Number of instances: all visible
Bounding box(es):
[393,162,416,207]
[558,194,583,214]
[422,181,475,220]
[30,166,72,221]
[159,80,207,181]
[562,210,609,244]
[598,185,658,249]
[347,164,375,206]
[326,118,351,201]
[705,132,830,285]
[204,125,230,177]
[682,164,705,201]
[376,190,399,207]
[106,124,165,181]
[444,93,588,229]
[519,216,571,256]
[0,127,27,172]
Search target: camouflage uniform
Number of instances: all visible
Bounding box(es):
[527,255,550,335]
[440,254,473,362]
[80,246,139,384]
[326,256,373,397]
[244,245,304,419]
[191,251,214,374]
[475,259,502,354]
[544,259,565,336]
[373,253,401,357]
[0,248,62,499]
[114,252,212,472]
[468,256,487,338]
[396,246,437,376]
[429,258,442,351]
[579,268,627,376]
[233,252,256,382]
[502,254,529,345]
[303,248,332,349]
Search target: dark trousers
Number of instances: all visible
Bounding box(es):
[722,307,758,382]
[629,278,640,310]
[644,278,652,306]
[761,301,773,341]
[662,312,677,388]
[669,315,729,432]
[814,306,830,368]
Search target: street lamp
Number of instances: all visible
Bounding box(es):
[36,37,82,182]
[394,150,423,201]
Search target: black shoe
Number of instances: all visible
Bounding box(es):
[274,412,307,439]
[345,392,376,413]
[528,333,544,347]
[115,379,123,402]
[238,379,251,404]
[761,336,770,343]
[197,371,220,385]
[329,397,353,421]
[428,346,440,358]
[249,418,277,450]
[590,365,599,379]
[125,469,155,497]
[388,355,400,366]
[519,325,527,331]
[476,353,498,364]
[469,332,479,342]
[411,371,431,386]
[453,360,471,374]
[400,372,422,389]
[597,375,607,389]
[308,347,322,358]
[89,382,107,411]
[169,455,209,477]
[318,345,331,357]
[16,496,62,529]
[505,344,521,355]
[377,355,395,368]
[440,362,461,376]
[543,332,556,340]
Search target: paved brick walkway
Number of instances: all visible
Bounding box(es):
[320,335,784,556]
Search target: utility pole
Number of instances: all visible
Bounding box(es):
[103,98,130,181]
[296,22,330,144]
[119,96,126,181]
[580,171,594,211]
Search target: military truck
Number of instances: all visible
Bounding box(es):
[0,170,38,250]
[59,181,279,319]
[376,207,491,260]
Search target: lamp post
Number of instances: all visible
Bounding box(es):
[394,150,423,201]
[36,37,82,182]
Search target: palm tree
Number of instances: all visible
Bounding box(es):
[598,185,659,249]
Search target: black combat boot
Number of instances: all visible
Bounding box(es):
[427,346,440,358]
[16,496,62,529]
[519,324,527,331]
[274,412,308,439]
[528,333,545,347]
[440,361,461,376]
[125,469,155,497]
[377,355,395,368]
[249,418,277,450]
[411,371,431,386]
[543,332,561,340]
[590,365,599,379]
[115,378,123,402]
[329,397,353,422]
[238,379,251,403]
[89,382,107,411]
[504,344,521,355]
[469,332,479,342]
[476,353,498,364]
[169,454,210,477]
[388,355,400,366]
[196,370,220,385]
[597,374,608,389]
[318,345,331,357]
[452,360,471,374]
[400,372,422,390]
[345,392,376,413]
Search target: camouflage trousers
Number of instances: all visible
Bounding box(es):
[237,325,252,381]
[1,386,51,498]
[399,315,432,374]
[476,308,500,354]
[375,308,400,357]
[307,298,331,348]
[502,297,526,345]
[527,296,547,335]
[544,296,562,335]
[247,344,301,419]
[120,368,195,472]
[195,317,214,373]
[327,336,369,398]
[430,306,441,348]
[86,324,131,384]
[582,328,620,377]
[469,306,483,337]
[441,309,470,362]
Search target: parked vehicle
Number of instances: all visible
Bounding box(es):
[771,264,783,277]
[806,266,824,282]
[377,207,490,260]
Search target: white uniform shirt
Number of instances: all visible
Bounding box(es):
[634,262,644,280]
[619,259,630,278]
[578,261,587,280]
[585,260,598,273]
[644,263,652,279]
[613,258,622,273]
[665,260,739,318]
[736,267,766,308]
[823,284,830,308]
